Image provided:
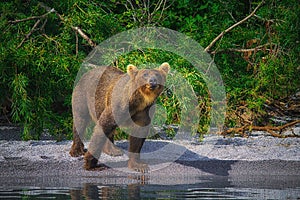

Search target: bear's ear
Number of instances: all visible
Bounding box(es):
[159,62,170,74]
[127,64,138,76]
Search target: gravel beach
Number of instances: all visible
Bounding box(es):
[0,131,299,188]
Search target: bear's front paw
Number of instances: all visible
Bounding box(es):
[128,160,149,173]
[84,152,99,170]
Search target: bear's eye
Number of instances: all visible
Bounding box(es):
[153,72,161,79]
[143,73,149,78]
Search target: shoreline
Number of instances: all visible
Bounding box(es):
[0,134,300,187]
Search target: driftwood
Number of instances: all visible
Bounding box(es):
[224,120,300,138]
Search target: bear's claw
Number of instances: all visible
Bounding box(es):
[128,160,149,173]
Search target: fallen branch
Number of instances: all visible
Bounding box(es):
[224,120,300,138]
[205,1,265,53]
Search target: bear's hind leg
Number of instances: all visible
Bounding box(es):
[70,118,88,157]
[84,113,116,170]
[84,125,108,170]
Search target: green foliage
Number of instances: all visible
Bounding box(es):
[0,0,299,140]
[0,0,122,140]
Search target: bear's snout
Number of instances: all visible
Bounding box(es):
[149,77,157,89]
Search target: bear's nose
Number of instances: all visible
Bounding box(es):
[149,78,157,88]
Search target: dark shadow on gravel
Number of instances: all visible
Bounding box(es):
[176,160,236,176]
[175,147,237,176]
[117,140,236,176]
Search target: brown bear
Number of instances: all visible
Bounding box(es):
[69,62,170,172]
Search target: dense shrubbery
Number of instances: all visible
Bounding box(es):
[0,0,299,140]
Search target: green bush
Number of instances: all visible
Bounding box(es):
[0,0,299,140]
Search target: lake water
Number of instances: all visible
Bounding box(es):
[1,176,299,199]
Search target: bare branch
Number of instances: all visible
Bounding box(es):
[205,1,265,53]
[72,27,96,47]
[39,18,48,31]
[9,8,54,24]
[124,0,171,26]
[9,3,66,49]
[153,0,168,23]
[126,0,137,23]
[153,0,165,13]
[143,0,150,23]
[38,2,64,21]
[158,0,168,22]
[75,31,79,56]
[17,19,41,49]
[9,4,54,48]
[38,2,97,48]
[211,43,275,54]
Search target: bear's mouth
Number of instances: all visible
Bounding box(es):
[146,83,158,90]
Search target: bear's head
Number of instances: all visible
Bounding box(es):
[127,62,170,105]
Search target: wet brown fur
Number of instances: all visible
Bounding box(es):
[70,63,170,172]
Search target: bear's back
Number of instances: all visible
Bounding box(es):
[74,66,126,121]
[93,66,126,119]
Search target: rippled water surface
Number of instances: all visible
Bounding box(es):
[1,177,299,200]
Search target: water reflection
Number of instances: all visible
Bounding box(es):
[1,175,299,200]
[1,182,299,200]
[70,184,141,200]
